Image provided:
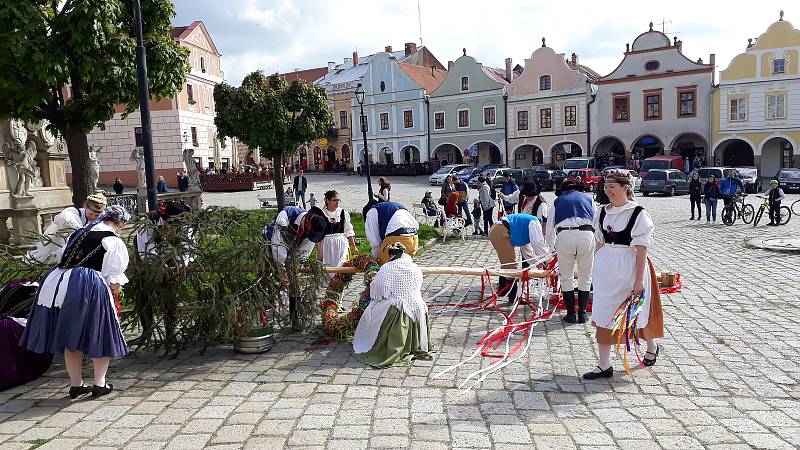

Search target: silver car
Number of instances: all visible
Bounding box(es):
[640,169,690,196]
[429,164,470,185]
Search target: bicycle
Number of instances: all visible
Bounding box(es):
[752,194,791,226]
[792,198,800,216]
[721,193,754,226]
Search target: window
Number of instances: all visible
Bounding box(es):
[767,94,786,119]
[461,77,469,91]
[434,111,445,130]
[564,106,576,127]
[773,58,785,74]
[539,75,551,90]
[517,111,528,130]
[729,98,747,121]
[613,96,629,122]
[403,110,413,128]
[200,57,206,73]
[208,128,214,148]
[645,93,661,119]
[678,89,696,117]
[342,145,350,163]
[134,127,143,147]
[483,106,496,125]
[540,108,552,128]
[190,127,198,146]
[187,84,195,104]
[458,109,470,128]
[645,60,660,71]
[340,111,348,129]
[381,112,390,130]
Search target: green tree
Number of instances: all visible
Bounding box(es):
[214,71,332,210]
[0,0,189,206]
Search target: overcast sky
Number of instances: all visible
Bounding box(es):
[172,0,795,86]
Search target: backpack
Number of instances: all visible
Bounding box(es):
[489,186,497,200]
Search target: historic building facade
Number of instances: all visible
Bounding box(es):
[506,40,598,168]
[428,50,511,167]
[712,12,800,176]
[590,24,715,167]
[71,21,236,188]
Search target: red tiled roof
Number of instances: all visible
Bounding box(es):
[282,67,329,84]
[398,62,447,93]
[170,26,188,39]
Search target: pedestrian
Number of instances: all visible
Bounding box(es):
[689,173,702,220]
[703,175,721,223]
[720,169,744,214]
[317,190,358,267]
[113,177,124,195]
[421,190,442,227]
[471,199,482,235]
[478,176,494,237]
[363,201,419,264]
[500,174,518,215]
[292,169,308,208]
[594,176,609,205]
[439,175,455,206]
[20,205,132,398]
[308,193,318,209]
[488,213,549,302]
[445,192,460,218]
[156,175,169,193]
[693,155,702,170]
[584,171,663,380]
[766,179,785,226]
[28,193,107,264]
[375,177,391,202]
[454,178,472,228]
[574,176,586,192]
[545,179,595,323]
[177,172,189,192]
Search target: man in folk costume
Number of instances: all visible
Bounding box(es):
[363,201,419,264]
[545,180,595,323]
[264,206,327,329]
[353,242,433,368]
[28,193,108,264]
[499,180,548,266]
[488,213,550,302]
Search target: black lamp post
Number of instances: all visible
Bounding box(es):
[132,0,157,212]
[355,83,374,201]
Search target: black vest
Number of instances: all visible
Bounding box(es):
[599,206,644,246]
[59,230,116,271]
[521,195,543,218]
[325,209,347,235]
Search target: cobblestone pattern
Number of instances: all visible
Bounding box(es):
[2,187,800,449]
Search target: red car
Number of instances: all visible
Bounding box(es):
[565,168,603,191]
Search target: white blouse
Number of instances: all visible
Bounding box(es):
[323,207,355,237]
[95,222,130,285]
[593,201,654,248]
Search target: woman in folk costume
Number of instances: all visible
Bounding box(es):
[353,242,433,368]
[20,205,132,398]
[317,190,358,268]
[584,171,663,380]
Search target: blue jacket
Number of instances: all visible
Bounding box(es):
[501,181,518,211]
[720,177,743,196]
[156,180,169,193]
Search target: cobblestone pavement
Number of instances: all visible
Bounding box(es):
[3,180,800,449]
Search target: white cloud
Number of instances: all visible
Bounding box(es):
[173,0,795,84]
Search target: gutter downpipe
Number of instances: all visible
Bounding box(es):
[586,83,598,163]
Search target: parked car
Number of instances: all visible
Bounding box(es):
[639,155,685,177]
[507,168,533,185]
[468,168,512,189]
[640,169,690,196]
[601,165,626,175]
[689,167,741,187]
[735,167,761,193]
[530,169,567,191]
[454,166,481,183]
[531,163,561,172]
[776,168,800,193]
[565,168,603,191]
[563,156,596,169]
[429,164,470,185]
[612,169,642,192]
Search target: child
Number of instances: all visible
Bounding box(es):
[766,179,785,226]
[308,192,318,209]
[471,198,483,235]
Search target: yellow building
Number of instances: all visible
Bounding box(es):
[712,11,800,178]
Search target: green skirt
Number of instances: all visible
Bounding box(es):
[355,305,434,368]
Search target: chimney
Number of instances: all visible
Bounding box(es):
[448,60,454,69]
[676,40,683,51]
[385,45,393,53]
[352,51,359,66]
[505,58,512,82]
[697,57,703,64]
[625,43,630,52]
[327,61,335,73]
[405,42,417,57]
[571,53,579,65]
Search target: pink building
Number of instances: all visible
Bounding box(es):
[68,21,236,188]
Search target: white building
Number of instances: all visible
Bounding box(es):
[590,23,715,167]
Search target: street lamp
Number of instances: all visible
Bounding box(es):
[132,0,157,212]
[355,83,374,201]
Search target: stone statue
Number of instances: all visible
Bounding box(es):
[3,119,38,198]
[130,148,146,188]
[87,144,103,193]
[183,147,201,187]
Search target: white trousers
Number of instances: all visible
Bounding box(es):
[555,229,595,291]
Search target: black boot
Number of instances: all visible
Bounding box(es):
[577,290,590,323]
[562,290,577,323]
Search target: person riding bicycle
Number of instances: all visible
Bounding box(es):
[720,170,744,210]
[766,180,785,226]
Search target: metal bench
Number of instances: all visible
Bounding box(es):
[440,207,466,243]
[412,202,438,226]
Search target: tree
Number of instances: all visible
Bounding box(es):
[0,0,189,206]
[214,71,332,210]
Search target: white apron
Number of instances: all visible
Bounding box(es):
[322,233,349,267]
[590,244,652,329]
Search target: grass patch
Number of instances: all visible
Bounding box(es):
[28,440,50,449]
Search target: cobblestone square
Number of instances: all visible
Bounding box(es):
[3,176,800,449]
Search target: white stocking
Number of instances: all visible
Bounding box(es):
[64,351,84,387]
[93,357,111,387]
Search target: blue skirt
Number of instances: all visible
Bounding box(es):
[19,267,128,358]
